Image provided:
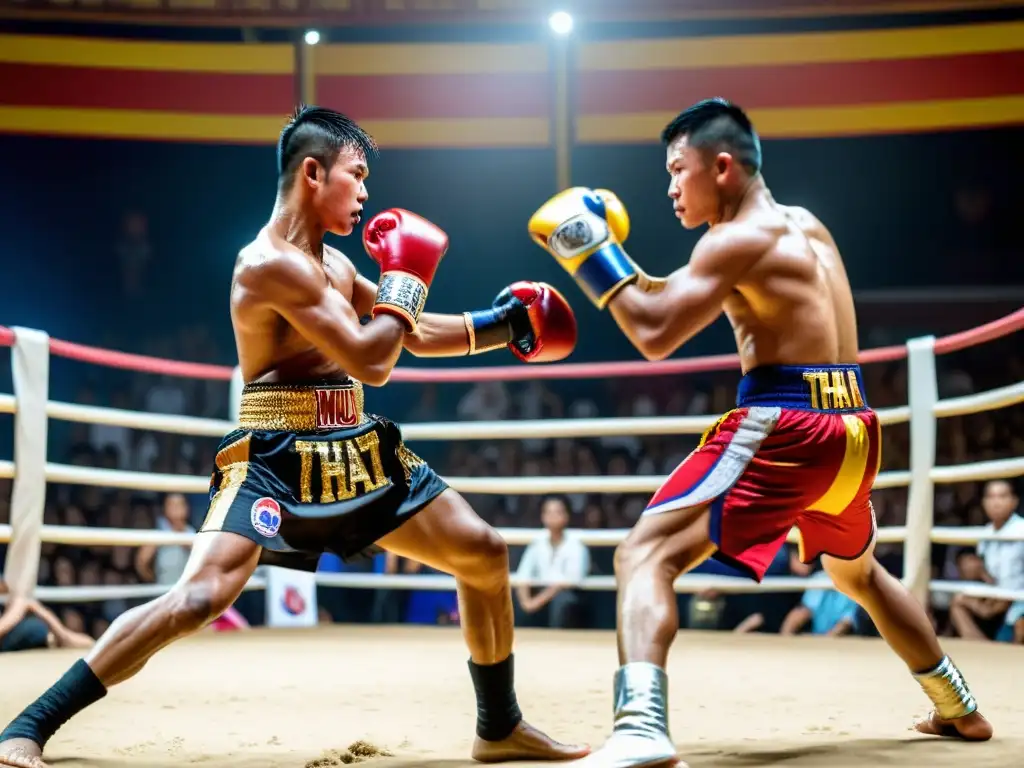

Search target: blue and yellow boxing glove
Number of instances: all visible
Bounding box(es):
[528,187,639,309]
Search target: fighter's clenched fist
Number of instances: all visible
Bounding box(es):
[465,281,577,362]
[363,208,449,332]
[528,187,640,309]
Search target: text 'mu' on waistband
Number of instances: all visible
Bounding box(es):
[238,380,365,432]
[736,365,868,412]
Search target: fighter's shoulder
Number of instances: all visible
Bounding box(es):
[779,205,832,240]
[235,232,321,299]
[322,243,358,277]
[694,219,775,267]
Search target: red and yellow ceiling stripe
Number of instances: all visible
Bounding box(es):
[0,34,295,143]
[312,42,550,148]
[0,20,1020,146]
[577,20,1024,142]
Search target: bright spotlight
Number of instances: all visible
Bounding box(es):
[304,29,321,46]
[548,10,573,36]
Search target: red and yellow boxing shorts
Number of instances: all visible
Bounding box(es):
[646,364,880,581]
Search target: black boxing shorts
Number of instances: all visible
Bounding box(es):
[199,380,448,570]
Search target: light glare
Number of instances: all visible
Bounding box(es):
[548,10,573,36]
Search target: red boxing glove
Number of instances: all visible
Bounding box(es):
[363,208,449,332]
[466,281,577,363]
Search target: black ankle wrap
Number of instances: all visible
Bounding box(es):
[468,654,523,742]
[0,660,107,747]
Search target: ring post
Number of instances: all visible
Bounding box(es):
[903,335,938,605]
[6,328,50,598]
[229,365,244,425]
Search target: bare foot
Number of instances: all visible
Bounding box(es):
[0,739,49,768]
[914,710,993,741]
[472,721,590,763]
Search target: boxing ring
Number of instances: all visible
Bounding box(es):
[0,312,1023,766]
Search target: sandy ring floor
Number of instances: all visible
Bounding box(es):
[2,626,1021,767]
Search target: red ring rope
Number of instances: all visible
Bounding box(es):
[933,307,1024,355]
[47,337,233,381]
[4,307,1021,383]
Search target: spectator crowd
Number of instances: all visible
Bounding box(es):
[1,326,1022,651]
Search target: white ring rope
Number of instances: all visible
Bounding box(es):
[6,520,1023,550]
[7,573,1022,605]
[933,380,1024,419]
[0,459,13,479]
[14,577,269,605]
[0,523,910,548]
[44,464,210,494]
[931,456,1024,484]
[27,458,1020,498]
[46,400,232,438]
[35,402,907,440]
[0,393,15,415]
[19,378,1022,442]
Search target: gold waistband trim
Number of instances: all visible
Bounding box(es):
[237,382,365,432]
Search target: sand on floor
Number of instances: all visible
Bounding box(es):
[1,626,1021,767]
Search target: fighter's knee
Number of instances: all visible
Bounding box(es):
[473,524,509,569]
[452,523,508,587]
[826,557,878,600]
[167,576,235,632]
[614,536,651,580]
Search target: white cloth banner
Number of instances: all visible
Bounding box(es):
[265,566,318,627]
[6,327,50,597]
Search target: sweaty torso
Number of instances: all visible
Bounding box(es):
[231,230,358,383]
[721,203,859,372]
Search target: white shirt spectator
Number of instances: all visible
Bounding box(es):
[517,531,590,587]
[155,515,196,585]
[977,513,1024,625]
[977,513,1024,591]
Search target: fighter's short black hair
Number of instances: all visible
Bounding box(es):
[661,98,762,175]
[276,104,378,191]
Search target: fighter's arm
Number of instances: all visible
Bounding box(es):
[352,274,471,357]
[354,273,577,362]
[244,252,405,386]
[607,225,769,361]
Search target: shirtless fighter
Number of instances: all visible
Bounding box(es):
[528,98,992,767]
[0,105,588,768]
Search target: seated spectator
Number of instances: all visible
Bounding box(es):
[515,496,590,628]
[135,493,195,585]
[780,583,860,637]
[950,480,1024,642]
[732,546,806,633]
[0,582,93,652]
